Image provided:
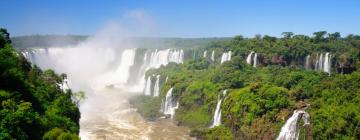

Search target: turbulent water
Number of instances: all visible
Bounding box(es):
[22,47,190,140]
[276,110,310,140]
[211,90,227,128]
[162,88,179,118]
[246,51,258,67]
[220,51,231,64]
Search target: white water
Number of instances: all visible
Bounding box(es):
[153,75,161,97]
[246,51,254,64]
[203,50,207,58]
[246,51,258,67]
[276,110,310,140]
[163,88,178,118]
[323,53,331,74]
[305,55,311,70]
[22,47,190,139]
[314,53,331,74]
[220,51,232,64]
[253,53,258,67]
[211,90,227,128]
[58,77,71,92]
[211,50,215,61]
[144,76,152,96]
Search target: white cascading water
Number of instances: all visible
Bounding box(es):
[140,49,184,95]
[153,75,160,97]
[163,88,179,118]
[211,90,227,128]
[253,53,258,67]
[114,49,136,84]
[211,50,215,61]
[323,53,331,74]
[314,53,331,74]
[58,77,71,92]
[203,50,207,58]
[220,51,232,64]
[276,110,310,140]
[144,76,152,96]
[246,51,258,67]
[165,76,168,83]
[246,51,254,64]
[305,55,311,70]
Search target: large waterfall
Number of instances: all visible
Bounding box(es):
[220,51,232,64]
[153,75,161,97]
[21,47,190,139]
[163,88,179,118]
[276,110,310,140]
[114,49,136,84]
[246,51,258,67]
[314,53,331,74]
[211,90,227,128]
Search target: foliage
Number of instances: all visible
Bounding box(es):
[132,31,360,139]
[0,29,80,139]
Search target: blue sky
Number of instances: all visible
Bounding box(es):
[0,0,359,37]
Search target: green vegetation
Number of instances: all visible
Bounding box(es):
[0,28,80,139]
[132,32,360,139]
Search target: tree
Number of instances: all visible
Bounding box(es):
[0,28,11,48]
[234,35,244,41]
[328,32,341,40]
[312,31,327,42]
[282,32,294,39]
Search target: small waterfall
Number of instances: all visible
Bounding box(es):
[276,110,310,140]
[314,53,331,74]
[323,53,331,75]
[58,78,70,92]
[246,51,255,64]
[165,76,169,83]
[211,50,215,61]
[305,55,311,69]
[203,51,207,58]
[153,75,161,97]
[163,88,178,118]
[220,51,232,64]
[144,76,152,96]
[211,90,227,128]
[246,51,258,67]
[253,53,258,67]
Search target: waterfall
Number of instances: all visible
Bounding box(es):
[253,53,258,67]
[276,110,310,140]
[211,90,227,128]
[314,53,331,74]
[163,88,178,118]
[58,78,71,92]
[153,75,161,97]
[114,49,136,84]
[246,51,258,67]
[305,55,311,69]
[165,76,169,83]
[220,51,232,64]
[211,50,215,61]
[323,53,331,75]
[144,76,152,96]
[203,51,207,58]
[318,53,324,71]
[246,51,255,64]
